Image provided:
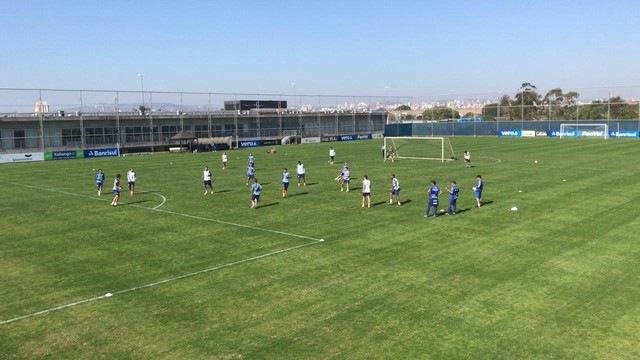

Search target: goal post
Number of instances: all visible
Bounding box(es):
[559,123,609,139]
[384,136,456,162]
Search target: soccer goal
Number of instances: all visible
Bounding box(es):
[559,123,608,139]
[384,137,456,162]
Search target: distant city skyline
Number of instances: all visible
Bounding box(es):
[2,1,639,102]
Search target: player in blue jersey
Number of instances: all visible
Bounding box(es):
[95,169,105,196]
[445,181,460,215]
[248,153,255,167]
[389,174,401,206]
[424,180,442,218]
[282,168,292,198]
[250,178,262,209]
[111,174,123,206]
[473,175,483,208]
[246,164,256,186]
[127,167,136,198]
[341,166,351,192]
[203,166,213,195]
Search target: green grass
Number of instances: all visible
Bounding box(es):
[2,137,640,359]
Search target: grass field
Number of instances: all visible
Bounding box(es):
[2,137,640,359]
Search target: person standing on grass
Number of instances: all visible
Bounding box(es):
[248,153,255,167]
[221,152,228,170]
[296,161,306,187]
[96,169,105,196]
[389,174,401,206]
[341,166,351,192]
[473,175,483,208]
[381,143,385,159]
[464,150,471,168]
[246,163,255,186]
[282,168,292,198]
[445,181,459,215]
[424,180,441,218]
[111,174,122,206]
[203,166,213,195]
[329,147,336,164]
[362,175,371,208]
[127,167,136,198]
[251,178,262,209]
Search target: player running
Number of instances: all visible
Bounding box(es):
[111,174,123,206]
[250,178,262,209]
[248,153,255,167]
[246,163,256,186]
[96,169,105,196]
[389,174,401,206]
[424,180,442,218]
[221,152,228,170]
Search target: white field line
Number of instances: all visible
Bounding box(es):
[152,193,166,209]
[0,179,322,241]
[0,179,325,325]
[0,240,321,325]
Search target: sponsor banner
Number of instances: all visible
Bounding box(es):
[45,149,84,160]
[0,152,45,164]
[609,130,639,138]
[535,131,548,137]
[549,130,567,137]
[238,140,262,148]
[579,130,605,137]
[322,134,372,142]
[321,136,338,142]
[301,137,321,144]
[522,130,536,137]
[371,133,384,139]
[262,139,280,146]
[84,148,119,158]
[498,130,522,137]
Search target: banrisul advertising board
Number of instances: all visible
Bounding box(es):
[45,149,84,160]
[84,148,119,158]
[609,130,639,138]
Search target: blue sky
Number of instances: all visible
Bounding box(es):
[2,0,639,99]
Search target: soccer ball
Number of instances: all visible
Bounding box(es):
[472,187,477,191]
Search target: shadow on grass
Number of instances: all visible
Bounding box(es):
[125,200,150,205]
[215,189,232,193]
[370,201,387,207]
[288,192,308,197]
[256,202,279,208]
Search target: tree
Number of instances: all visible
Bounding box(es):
[395,105,411,111]
[422,107,459,121]
[513,82,541,120]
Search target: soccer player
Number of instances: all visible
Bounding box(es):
[464,150,471,168]
[221,152,228,170]
[341,166,351,192]
[282,168,292,198]
[95,169,105,196]
[445,181,460,215]
[248,153,255,167]
[386,146,395,162]
[389,174,401,206]
[250,178,262,209]
[473,175,483,207]
[127,167,136,198]
[329,147,336,164]
[203,166,213,195]
[296,161,306,187]
[362,175,371,208]
[111,174,123,206]
[381,143,385,159]
[246,163,255,186]
[424,180,442,218]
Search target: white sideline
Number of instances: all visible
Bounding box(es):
[0,179,325,325]
[0,241,321,325]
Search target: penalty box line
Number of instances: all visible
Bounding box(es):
[0,240,320,325]
[0,179,324,242]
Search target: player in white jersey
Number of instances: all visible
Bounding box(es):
[221,152,228,170]
[329,147,336,164]
[361,175,371,208]
[341,166,351,192]
[111,174,122,206]
[389,174,401,206]
[464,150,471,168]
[282,168,292,198]
[127,167,136,198]
[203,166,213,195]
[296,161,306,187]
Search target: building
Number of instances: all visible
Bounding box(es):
[224,100,287,112]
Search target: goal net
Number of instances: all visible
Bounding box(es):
[559,123,608,139]
[384,137,456,162]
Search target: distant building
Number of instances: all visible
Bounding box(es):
[35,100,49,113]
[224,100,287,112]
